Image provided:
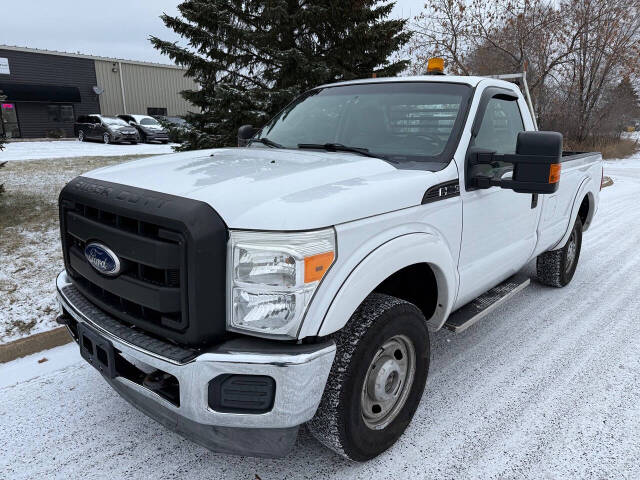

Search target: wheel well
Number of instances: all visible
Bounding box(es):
[578,194,590,229]
[373,263,438,321]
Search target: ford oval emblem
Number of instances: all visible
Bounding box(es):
[84,242,121,276]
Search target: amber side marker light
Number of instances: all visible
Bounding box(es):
[427,57,445,75]
[304,251,335,283]
[549,163,562,183]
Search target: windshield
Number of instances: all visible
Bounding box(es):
[255,82,471,165]
[140,117,160,126]
[103,117,129,126]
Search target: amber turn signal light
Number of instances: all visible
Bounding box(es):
[549,164,561,183]
[304,251,335,283]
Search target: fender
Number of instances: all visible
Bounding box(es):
[315,233,458,337]
[550,175,596,250]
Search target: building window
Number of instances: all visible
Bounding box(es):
[147,107,167,116]
[48,104,75,122]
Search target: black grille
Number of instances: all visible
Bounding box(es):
[59,177,228,347]
[64,203,186,330]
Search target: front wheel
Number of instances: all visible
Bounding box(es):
[308,293,430,461]
[78,130,85,142]
[537,216,583,287]
[103,133,111,144]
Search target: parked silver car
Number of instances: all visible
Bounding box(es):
[118,114,170,144]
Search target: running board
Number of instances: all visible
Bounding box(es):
[445,273,530,333]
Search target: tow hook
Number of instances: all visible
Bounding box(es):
[56,312,72,326]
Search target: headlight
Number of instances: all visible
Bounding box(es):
[228,229,336,338]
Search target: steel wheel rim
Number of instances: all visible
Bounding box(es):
[78,131,84,141]
[566,230,577,273]
[361,334,416,430]
[103,133,110,144]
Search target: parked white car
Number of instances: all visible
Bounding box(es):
[56,74,602,461]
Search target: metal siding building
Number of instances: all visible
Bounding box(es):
[94,59,196,117]
[0,45,196,139]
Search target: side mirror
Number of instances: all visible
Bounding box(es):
[237,125,259,147]
[467,131,562,194]
[129,121,136,126]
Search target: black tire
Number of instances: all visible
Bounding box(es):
[308,293,430,461]
[537,216,583,287]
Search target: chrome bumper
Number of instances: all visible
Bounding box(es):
[56,271,335,455]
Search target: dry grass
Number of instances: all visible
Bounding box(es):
[0,155,151,231]
[0,155,157,343]
[564,136,639,159]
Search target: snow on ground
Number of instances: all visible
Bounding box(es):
[2,140,177,162]
[0,156,152,343]
[1,160,639,478]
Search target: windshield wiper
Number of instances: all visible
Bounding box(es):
[297,143,388,160]
[249,137,283,148]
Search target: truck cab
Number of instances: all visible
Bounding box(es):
[57,74,602,460]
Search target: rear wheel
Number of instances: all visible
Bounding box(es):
[103,133,111,145]
[308,293,429,461]
[537,216,583,287]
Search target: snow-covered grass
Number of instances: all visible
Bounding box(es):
[0,155,156,343]
[2,140,177,162]
[1,157,640,478]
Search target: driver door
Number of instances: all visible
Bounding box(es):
[455,88,540,308]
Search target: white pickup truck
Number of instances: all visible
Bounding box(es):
[56,74,603,461]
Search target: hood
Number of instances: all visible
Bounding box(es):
[84,148,444,230]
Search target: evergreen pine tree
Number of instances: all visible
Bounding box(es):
[151,1,410,150]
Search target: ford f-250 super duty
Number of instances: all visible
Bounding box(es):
[56,73,603,461]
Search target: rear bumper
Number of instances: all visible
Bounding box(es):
[56,270,336,457]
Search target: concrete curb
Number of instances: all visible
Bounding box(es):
[0,327,72,364]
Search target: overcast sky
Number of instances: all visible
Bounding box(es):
[1,1,423,64]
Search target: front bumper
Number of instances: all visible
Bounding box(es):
[113,132,139,142]
[143,131,169,141]
[56,271,336,457]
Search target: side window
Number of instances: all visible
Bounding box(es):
[472,97,524,154]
